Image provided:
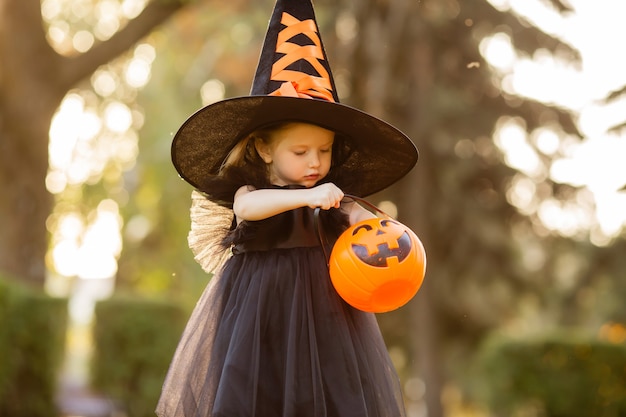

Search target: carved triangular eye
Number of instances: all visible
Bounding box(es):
[352,224,373,236]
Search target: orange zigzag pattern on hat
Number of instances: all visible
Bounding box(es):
[269,12,335,102]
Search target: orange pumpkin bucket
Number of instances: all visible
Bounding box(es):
[327,200,426,313]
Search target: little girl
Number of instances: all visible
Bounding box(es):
[157,0,418,416]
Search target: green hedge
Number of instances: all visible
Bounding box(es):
[0,279,10,401]
[0,276,68,417]
[92,296,186,417]
[479,333,626,417]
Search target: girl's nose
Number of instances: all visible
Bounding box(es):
[309,153,320,167]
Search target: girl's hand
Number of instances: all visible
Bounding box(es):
[307,183,344,210]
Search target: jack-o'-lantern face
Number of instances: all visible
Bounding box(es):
[350,220,412,267]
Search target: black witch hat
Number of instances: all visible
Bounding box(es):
[171,0,418,198]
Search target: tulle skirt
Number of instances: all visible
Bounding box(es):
[156,247,406,417]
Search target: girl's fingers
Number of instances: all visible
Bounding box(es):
[310,182,344,209]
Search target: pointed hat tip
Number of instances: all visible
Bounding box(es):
[250,0,339,102]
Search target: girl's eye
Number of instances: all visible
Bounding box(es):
[321,148,331,153]
[293,151,306,156]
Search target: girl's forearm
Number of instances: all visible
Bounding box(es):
[234,183,344,221]
[233,188,312,221]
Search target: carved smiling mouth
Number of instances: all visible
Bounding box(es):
[351,231,412,267]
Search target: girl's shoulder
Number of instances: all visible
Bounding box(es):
[198,166,269,205]
[234,184,256,198]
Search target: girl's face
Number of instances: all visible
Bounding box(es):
[256,123,335,188]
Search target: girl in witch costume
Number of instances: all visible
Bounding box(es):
[156,1,418,416]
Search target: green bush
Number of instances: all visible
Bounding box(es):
[92,296,186,417]
[0,276,68,417]
[0,278,11,404]
[479,333,626,417]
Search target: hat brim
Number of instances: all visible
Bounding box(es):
[172,96,418,197]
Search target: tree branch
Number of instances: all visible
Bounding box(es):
[606,85,626,101]
[465,0,580,60]
[58,0,185,90]
[540,0,574,13]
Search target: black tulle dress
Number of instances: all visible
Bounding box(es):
[156,198,406,417]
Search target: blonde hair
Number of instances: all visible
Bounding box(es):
[218,123,291,175]
[219,136,253,172]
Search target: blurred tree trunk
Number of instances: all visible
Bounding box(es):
[0,0,183,287]
[0,0,66,286]
[404,21,445,417]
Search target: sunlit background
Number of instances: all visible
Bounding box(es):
[44,0,156,302]
[483,0,626,245]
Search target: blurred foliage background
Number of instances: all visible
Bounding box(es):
[1,0,626,416]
